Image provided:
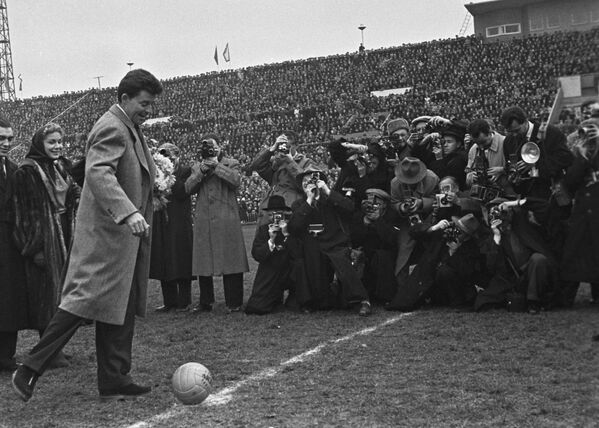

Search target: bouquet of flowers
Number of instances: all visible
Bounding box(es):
[152,151,176,211]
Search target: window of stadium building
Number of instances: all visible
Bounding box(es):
[486,23,521,38]
[529,16,544,31]
[571,11,589,25]
[546,14,561,29]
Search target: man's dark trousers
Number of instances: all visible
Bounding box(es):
[22,284,137,391]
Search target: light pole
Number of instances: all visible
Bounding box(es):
[358,24,366,48]
[93,76,104,89]
[127,62,134,70]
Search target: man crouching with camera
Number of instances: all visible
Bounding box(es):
[287,167,372,316]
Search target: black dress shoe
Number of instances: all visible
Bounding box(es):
[0,358,17,372]
[99,383,151,401]
[358,301,372,317]
[154,305,174,313]
[12,365,39,402]
[191,303,212,313]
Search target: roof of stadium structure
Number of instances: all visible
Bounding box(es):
[464,0,550,15]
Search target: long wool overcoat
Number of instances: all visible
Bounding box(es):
[58,105,156,325]
[186,157,249,276]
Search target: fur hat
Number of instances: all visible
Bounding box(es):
[387,118,410,135]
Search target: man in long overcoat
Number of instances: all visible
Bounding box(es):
[0,117,27,372]
[185,134,249,312]
[12,69,163,402]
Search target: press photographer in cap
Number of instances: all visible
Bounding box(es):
[245,195,300,314]
[149,142,193,313]
[248,131,315,227]
[185,134,249,313]
[428,120,469,189]
[287,166,373,316]
[349,188,400,303]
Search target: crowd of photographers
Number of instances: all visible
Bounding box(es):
[237,101,599,316]
[1,28,598,321]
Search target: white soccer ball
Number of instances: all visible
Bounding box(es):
[172,362,212,405]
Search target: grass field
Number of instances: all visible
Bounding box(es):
[1,224,598,427]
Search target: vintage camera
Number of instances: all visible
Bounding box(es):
[276,142,290,155]
[579,125,598,139]
[200,139,218,159]
[488,205,509,224]
[408,214,422,227]
[470,184,500,203]
[432,139,445,160]
[435,193,452,208]
[158,148,171,159]
[363,194,382,214]
[269,212,288,232]
[398,197,418,215]
[442,223,462,243]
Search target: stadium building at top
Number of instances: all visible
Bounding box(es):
[465,0,599,41]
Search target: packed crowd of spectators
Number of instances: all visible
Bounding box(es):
[1,29,598,219]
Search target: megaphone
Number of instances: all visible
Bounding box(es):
[521,142,540,177]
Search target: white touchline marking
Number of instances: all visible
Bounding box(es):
[126,313,413,428]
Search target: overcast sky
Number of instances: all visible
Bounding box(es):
[8,0,483,98]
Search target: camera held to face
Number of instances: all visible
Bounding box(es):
[442,223,462,243]
[200,139,218,159]
[435,193,452,208]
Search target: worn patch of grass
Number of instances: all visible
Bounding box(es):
[1,225,597,427]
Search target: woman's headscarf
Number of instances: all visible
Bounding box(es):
[26,122,63,164]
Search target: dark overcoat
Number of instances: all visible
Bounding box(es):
[0,158,27,331]
[561,154,599,283]
[150,165,193,281]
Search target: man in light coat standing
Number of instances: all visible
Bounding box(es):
[12,69,163,402]
[186,134,249,313]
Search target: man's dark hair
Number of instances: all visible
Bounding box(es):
[467,119,491,138]
[500,106,527,128]
[0,116,12,129]
[281,130,298,144]
[117,69,163,102]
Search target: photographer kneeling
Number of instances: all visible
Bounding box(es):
[287,167,372,316]
[349,189,400,304]
[245,195,300,315]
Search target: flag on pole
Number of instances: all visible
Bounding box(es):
[214,46,219,65]
[223,43,230,62]
[18,74,22,91]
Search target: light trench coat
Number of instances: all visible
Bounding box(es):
[185,157,249,276]
[59,105,155,325]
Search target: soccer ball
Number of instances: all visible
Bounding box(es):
[172,362,212,405]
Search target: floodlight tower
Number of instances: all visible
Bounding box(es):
[0,0,15,101]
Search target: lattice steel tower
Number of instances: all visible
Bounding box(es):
[0,0,15,101]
